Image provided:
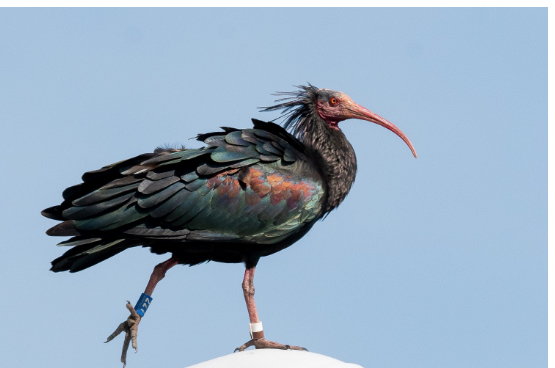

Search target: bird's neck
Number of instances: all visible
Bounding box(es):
[302,118,357,214]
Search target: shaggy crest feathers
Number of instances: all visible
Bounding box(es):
[261,84,319,142]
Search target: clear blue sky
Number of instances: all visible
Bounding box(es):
[0,8,546,368]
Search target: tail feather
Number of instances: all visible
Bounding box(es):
[41,206,64,220]
[46,220,82,236]
[57,236,102,247]
[50,238,137,273]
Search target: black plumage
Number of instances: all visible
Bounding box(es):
[42,84,416,362]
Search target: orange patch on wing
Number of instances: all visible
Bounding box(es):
[270,191,285,205]
[238,168,252,185]
[250,177,271,197]
[228,178,241,198]
[250,169,263,177]
[216,182,227,196]
[299,181,315,198]
[278,180,292,190]
[267,174,283,185]
[238,167,264,186]
[211,176,242,198]
[290,184,302,200]
[206,169,240,190]
[270,181,293,203]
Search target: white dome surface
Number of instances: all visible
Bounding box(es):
[186,349,363,368]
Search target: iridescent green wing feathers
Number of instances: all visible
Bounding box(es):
[43,120,325,271]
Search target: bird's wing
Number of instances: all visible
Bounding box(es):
[44,120,325,248]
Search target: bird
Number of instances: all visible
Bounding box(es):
[42,84,416,366]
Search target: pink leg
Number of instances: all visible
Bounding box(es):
[235,266,307,352]
[145,257,179,295]
[106,257,178,367]
[242,267,264,339]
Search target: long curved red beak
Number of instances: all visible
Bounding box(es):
[350,103,417,158]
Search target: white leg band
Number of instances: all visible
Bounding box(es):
[249,322,263,338]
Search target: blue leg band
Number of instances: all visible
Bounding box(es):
[134,293,153,317]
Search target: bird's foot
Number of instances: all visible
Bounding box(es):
[105,301,142,367]
[234,338,308,352]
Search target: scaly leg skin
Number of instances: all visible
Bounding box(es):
[234,265,308,353]
[105,257,178,367]
[105,302,141,367]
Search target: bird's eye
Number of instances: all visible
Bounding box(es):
[330,97,338,105]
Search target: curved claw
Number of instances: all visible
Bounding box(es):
[234,339,255,352]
